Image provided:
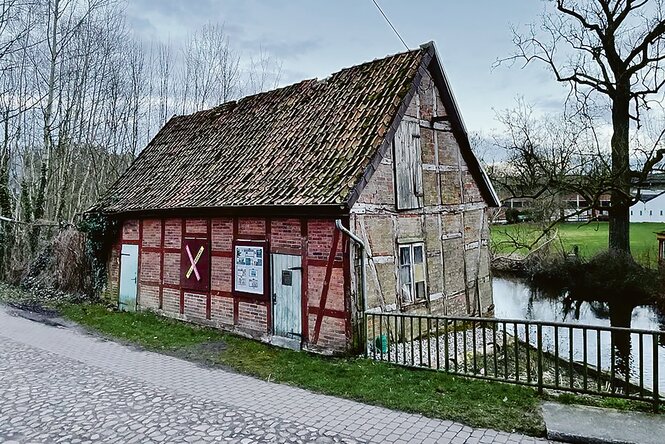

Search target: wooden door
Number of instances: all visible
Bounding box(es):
[118,244,139,312]
[271,254,302,346]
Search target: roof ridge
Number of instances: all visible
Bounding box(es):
[174,45,428,120]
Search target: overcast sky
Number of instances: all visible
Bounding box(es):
[124,0,570,134]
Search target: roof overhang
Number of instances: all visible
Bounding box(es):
[92,204,350,220]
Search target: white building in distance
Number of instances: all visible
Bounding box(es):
[630,191,665,223]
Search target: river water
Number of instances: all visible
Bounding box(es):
[492,276,665,395]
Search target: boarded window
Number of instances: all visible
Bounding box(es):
[180,237,211,292]
[393,120,423,210]
[398,243,427,305]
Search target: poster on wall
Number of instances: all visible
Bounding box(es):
[234,245,264,295]
[180,237,210,292]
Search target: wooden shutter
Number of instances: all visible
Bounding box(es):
[394,120,423,210]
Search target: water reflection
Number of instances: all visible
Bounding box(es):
[609,304,633,382]
[493,276,665,393]
[493,276,663,330]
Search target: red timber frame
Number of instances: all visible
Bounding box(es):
[307,216,352,347]
[116,215,352,350]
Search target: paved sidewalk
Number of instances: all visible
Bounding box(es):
[0,306,552,443]
[542,402,665,444]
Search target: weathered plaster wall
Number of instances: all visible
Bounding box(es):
[352,70,493,318]
[108,217,350,352]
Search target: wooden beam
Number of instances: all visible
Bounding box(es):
[312,229,341,344]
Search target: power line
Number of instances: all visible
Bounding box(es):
[370,0,410,51]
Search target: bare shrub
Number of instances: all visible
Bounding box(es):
[52,228,92,294]
[21,227,94,299]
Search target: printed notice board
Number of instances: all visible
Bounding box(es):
[234,245,264,295]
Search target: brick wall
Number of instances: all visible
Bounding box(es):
[140,284,160,310]
[184,292,207,322]
[211,295,233,327]
[105,244,120,303]
[237,302,267,333]
[122,219,139,241]
[237,217,265,236]
[352,69,493,318]
[211,218,233,251]
[139,251,160,283]
[271,218,301,251]
[164,219,181,249]
[111,216,351,353]
[305,219,349,352]
[210,256,232,292]
[162,288,180,317]
[142,219,162,248]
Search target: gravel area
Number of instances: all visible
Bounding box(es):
[371,326,510,372]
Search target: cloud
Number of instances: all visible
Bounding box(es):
[278,67,315,85]
[126,14,157,36]
[125,0,247,42]
[237,37,322,60]
[127,0,223,21]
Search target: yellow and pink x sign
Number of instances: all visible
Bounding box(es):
[185,244,204,281]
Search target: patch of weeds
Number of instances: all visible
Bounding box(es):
[0,281,78,313]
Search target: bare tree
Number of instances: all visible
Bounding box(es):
[181,23,240,112]
[156,41,172,126]
[246,45,282,94]
[502,0,665,255]
[490,99,616,250]
[0,0,32,68]
[0,8,284,280]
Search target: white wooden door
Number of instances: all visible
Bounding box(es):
[272,254,302,345]
[118,244,138,312]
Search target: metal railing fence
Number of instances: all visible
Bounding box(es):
[365,311,665,410]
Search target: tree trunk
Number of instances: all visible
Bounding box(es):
[32,0,61,251]
[609,89,631,254]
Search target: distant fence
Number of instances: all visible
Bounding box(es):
[365,311,665,410]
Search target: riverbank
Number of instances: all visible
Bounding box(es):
[493,275,665,407]
[491,222,665,268]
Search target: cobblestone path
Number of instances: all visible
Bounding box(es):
[0,306,554,443]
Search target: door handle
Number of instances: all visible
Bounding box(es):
[272,293,277,304]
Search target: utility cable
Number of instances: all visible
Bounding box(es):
[370,0,410,50]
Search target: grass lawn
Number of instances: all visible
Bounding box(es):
[58,303,545,436]
[491,222,665,266]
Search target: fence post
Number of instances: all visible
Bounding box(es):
[654,332,659,413]
[537,323,543,396]
[363,312,368,358]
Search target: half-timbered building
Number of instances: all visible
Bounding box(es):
[93,42,499,354]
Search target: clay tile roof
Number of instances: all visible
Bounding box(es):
[95,47,427,214]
